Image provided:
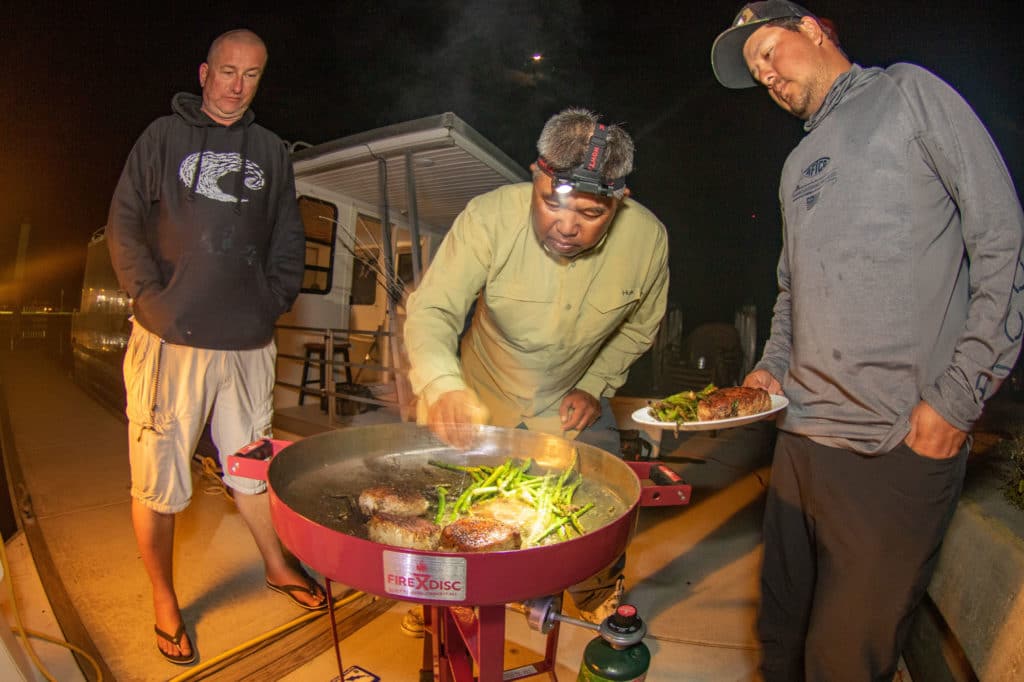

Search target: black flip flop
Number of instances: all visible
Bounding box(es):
[266,577,329,610]
[154,623,197,665]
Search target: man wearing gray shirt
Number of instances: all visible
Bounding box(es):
[712,2,1024,680]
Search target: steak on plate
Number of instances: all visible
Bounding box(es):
[697,386,772,421]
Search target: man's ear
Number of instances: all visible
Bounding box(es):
[800,16,824,45]
[199,62,209,87]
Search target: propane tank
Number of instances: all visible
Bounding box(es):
[576,604,650,682]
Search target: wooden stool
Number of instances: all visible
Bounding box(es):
[299,341,353,410]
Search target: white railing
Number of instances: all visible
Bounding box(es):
[273,323,406,421]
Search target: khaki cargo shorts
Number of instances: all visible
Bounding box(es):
[124,321,275,513]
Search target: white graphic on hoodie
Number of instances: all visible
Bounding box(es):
[178,151,266,203]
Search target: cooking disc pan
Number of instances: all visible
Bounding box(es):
[262,422,641,605]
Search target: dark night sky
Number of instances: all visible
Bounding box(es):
[2,0,1021,342]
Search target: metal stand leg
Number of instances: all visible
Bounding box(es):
[325,579,345,680]
[422,605,438,682]
[426,604,562,682]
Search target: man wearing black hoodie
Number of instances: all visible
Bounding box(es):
[107,29,313,665]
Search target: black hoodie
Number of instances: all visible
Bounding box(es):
[107,92,305,349]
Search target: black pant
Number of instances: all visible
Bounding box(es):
[759,431,968,682]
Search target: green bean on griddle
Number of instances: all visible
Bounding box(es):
[435,486,447,524]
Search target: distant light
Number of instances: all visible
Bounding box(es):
[751,213,757,219]
[532,53,543,62]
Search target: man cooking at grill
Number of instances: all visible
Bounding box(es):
[107,29,320,666]
[711,2,1024,680]
[404,107,670,629]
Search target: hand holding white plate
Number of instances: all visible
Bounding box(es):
[631,394,789,431]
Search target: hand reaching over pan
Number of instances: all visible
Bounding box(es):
[559,389,601,432]
[427,389,491,449]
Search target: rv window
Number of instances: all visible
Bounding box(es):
[397,252,415,292]
[297,196,338,295]
[352,248,379,305]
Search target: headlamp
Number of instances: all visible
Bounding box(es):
[536,122,626,197]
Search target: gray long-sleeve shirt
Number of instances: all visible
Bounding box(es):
[756,63,1024,454]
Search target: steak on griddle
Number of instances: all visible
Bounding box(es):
[358,485,429,517]
[438,517,521,552]
[367,512,441,550]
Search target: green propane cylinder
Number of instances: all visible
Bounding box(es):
[576,604,650,682]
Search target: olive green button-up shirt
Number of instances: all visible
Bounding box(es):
[405,183,669,435]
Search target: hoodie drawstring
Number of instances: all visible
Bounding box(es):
[187,127,210,202]
[234,125,249,215]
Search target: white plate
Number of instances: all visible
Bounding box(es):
[631,394,789,431]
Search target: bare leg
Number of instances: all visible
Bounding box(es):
[233,491,325,607]
[131,498,192,659]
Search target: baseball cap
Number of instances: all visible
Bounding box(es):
[711,1,815,89]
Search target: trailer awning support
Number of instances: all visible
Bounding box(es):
[378,157,415,421]
[405,151,423,288]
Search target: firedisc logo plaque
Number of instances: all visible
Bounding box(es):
[382,551,467,600]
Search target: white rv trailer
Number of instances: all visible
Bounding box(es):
[271,112,528,432]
